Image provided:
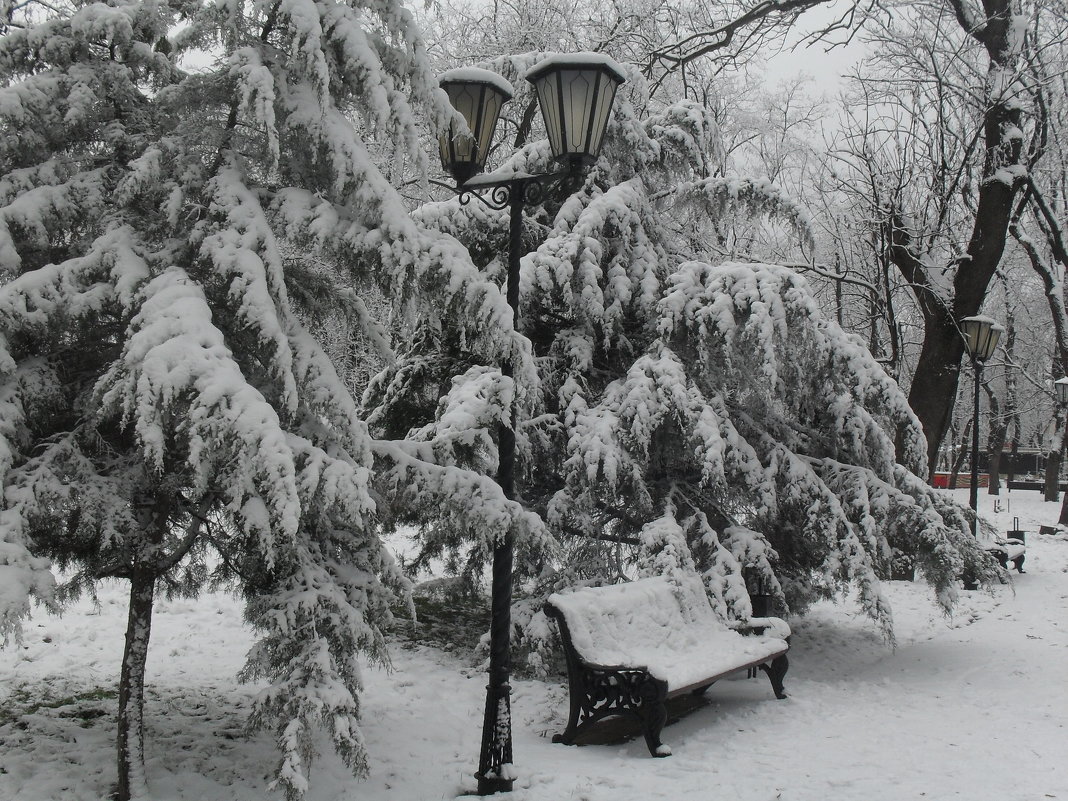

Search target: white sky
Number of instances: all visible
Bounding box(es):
[760,0,869,92]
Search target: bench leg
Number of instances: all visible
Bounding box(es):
[760,653,789,700]
[552,693,583,746]
[637,679,669,757]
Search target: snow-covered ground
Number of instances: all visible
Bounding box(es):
[2,490,1067,801]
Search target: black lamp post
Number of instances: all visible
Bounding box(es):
[960,315,1004,537]
[437,53,625,796]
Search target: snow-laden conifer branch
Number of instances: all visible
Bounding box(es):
[671,177,817,254]
[97,269,300,551]
[372,437,553,569]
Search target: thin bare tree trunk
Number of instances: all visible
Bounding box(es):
[1006,436,1019,483]
[116,566,156,801]
[1046,451,1062,502]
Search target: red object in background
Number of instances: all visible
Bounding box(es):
[931,473,988,489]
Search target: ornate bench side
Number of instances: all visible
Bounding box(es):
[543,601,670,756]
[729,617,790,699]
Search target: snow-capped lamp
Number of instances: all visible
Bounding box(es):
[960,315,1004,363]
[437,53,625,187]
[438,68,514,185]
[523,53,626,172]
[1056,376,1068,405]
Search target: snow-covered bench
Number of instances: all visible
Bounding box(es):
[544,575,790,758]
[984,535,1025,573]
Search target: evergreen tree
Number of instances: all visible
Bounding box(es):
[376,57,999,645]
[0,0,542,797]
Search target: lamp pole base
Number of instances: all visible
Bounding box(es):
[476,775,516,796]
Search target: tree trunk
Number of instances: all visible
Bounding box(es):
[1005,358,1020,486]
[1044,449,1062,502]
[116,566,157,801]
[907,313,967,477]
[1043,419,1063,502]
[987,444,1004,495]
[985,386,1006,495]
[1006,436,1019,484]
[948,417,972,490]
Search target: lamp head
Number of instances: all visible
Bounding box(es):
[960,315,1003,362]
[438,68,514,185]
[524,52,626,169]
[1056,377,1068,405]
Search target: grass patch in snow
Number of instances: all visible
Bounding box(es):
[390,579,490,654]
[0,686,117,728]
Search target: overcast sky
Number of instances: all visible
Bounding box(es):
[761,0,868,92]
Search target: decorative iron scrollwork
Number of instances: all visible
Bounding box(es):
[454,168,569,211]
[577,666,657,721]
[545,602,670,754]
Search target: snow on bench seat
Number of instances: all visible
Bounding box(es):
[545,575,790,757]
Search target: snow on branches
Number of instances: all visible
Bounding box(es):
[0,0,543,795]
[406,84,993,640]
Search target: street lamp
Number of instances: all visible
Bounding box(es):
[1057,377,1068,405]
[960,315,1004,537]
[437,53,625,796]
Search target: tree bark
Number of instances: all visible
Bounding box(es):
[948,417,972,491]
[905,313,965,477]
[985,386,1006,496]
[1006,436,1019,484]
[1044,418,1063,503]
[116,566,157,801]
[1045,450,1062,502]
[1004,316,1020,486]
[984,311,1010,495]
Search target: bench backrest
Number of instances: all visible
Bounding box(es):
[546,575,728,667]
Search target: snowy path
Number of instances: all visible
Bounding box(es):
[2,494,1067,801]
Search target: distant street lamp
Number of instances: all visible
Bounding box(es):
[960,315,1004,536]
[437,53,625,796]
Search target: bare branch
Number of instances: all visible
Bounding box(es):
[644,0,836,77]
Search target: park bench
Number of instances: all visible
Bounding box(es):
[544,575,790,758]
[984,535,1025,573]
